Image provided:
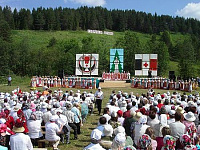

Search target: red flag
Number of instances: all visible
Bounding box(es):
[150,59,157,70]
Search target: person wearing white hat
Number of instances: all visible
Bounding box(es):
[133,113,150,145]
[45,115,63,150]
[76,90,81,99]
[111,133,127,150]
[83,129,105,150]
[183,111,197,137]
[100,124,113,149]
[95,87,104,115]
[56,108,71,144]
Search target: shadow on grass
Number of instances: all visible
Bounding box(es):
[91,122,97,125]
[79,139,90,142]
[88,127,95,130]
[84,134,91,137]
[75,144,87,148]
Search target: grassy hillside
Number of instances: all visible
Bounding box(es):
[11,30,123,51]
[11,30,188,51]
[10,30,192,77]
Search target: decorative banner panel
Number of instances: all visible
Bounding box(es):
[110,49,124,73]
[135,54,158,76]
[76,54,99,76]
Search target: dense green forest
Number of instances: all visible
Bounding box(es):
[1,6,200,34]
[0,6,200,79]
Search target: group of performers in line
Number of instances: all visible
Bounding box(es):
[31,76,97,89]
[131,78,199,92]
[102,71,131,80]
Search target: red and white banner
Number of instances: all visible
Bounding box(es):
[76,54,99,76]
[135,54,158,76]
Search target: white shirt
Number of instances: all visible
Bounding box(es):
[102,114,111,124]
[8,77,12,81]
[169,121,185,139]
[130,106,138,112]
[84,143,106,150]
[10,133,33,150]
[167,118,175,125]
[45,122,60,141]
[10,111,19,121]
[95,90,104,100]
[27,120,43,139]
[42,111,52,124]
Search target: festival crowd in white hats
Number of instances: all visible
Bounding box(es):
[1,86,200,150]
[84,88,200,150]
[0,87,95,150]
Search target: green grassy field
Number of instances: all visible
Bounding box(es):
[0,79,199,150]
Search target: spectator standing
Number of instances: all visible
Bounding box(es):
[95,87,104,115]
[7,76,12,86]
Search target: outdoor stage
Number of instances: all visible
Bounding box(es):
[99,80,131,88]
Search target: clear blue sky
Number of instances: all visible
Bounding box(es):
[1,0,200,19]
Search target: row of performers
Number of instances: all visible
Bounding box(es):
[31,77,96,89]
[131,78,199,92]
[102,71,131,80]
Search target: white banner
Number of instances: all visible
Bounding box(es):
[76,54,99,76]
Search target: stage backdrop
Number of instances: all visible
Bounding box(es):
[110,49,124,73]
[76,54,99,76]
[135,54,158,76]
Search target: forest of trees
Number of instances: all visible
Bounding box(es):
[0,6,200,79]
[1,6,200,35]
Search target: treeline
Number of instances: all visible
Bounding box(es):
[1,6,200,35]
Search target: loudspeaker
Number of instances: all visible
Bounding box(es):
[58,70,64,78]
[126,80,131,83]
[169,71,175,81]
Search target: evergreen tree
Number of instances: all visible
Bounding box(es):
[110,50,123,73]
[156,42,170,76]
[3,6,14,29]
[0,20,11,42]
[178,39,195,79]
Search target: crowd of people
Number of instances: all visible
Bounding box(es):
[0,86,98,150]
[131,78,199,92]
[1,85,200,150]
[84,89,200,150]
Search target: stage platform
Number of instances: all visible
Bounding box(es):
[99,80,131,88]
